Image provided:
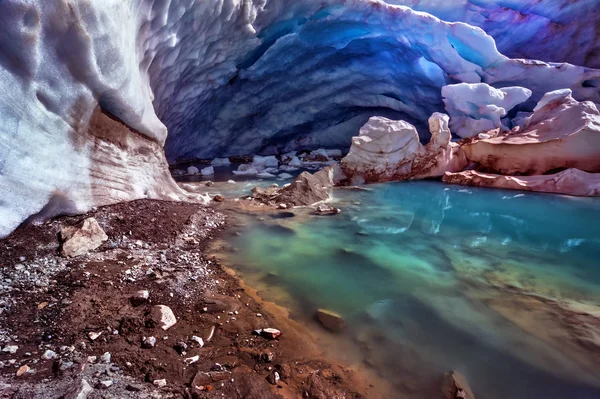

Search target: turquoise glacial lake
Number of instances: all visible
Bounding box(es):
[216,180,600,399]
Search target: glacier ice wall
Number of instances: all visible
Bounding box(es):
[386,0,600,68]
[1,0,600,236]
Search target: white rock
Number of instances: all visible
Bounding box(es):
[100,352,111,363]
[187,166,200,175]
[41,350,57,360]
[227,180,236,184]
[151,305,177,330]
[88,332,102,341]
[184,355,199,365]
[153,379,167,388]
[2,346,18,354]
[191,336,204,347]
[201,166,214,176]
[98,380,113,389]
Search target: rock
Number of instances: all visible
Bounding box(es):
[316,309,345,332]
[2,345,18,354]
[184,355,199,365]
[260,350,274,363]
[276,169,336,206]
[201,166,214,176]
[187,166,199,175]
[153,379,167,388]
[151,305,177,330]
[442,371,475,399]
[260,328,282,340]
[267,371,280,385]
[64,379,93,399]
[205,180,214,186]
[60,218,108,258]
[442,83,532,138]
[125,384,143,392]
[314,204,340,215]
[339,113,467,184]
[41,349,57,360]
[130,290,150,306]
[100,352,111,363]
[213,194,225,202]
[87,356,97,363]
[88,332,102,341]
[142,336,157,348]
[227,180,236,184]
[192,371,232,386]
[461,90,600,176]
[97,380,113,389]
[443,169,600,197]
[191,336,204,347]
[16,365,30,377]
[59,361,74,371]
[174,341,188,354]
[277,203,288,209]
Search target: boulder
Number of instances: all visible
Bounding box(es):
[316,309,345,332]
[276,168,336,206]
[187,166,199,175]
[60,218,108,258]
[461,90,600,175]
[339,113,466,184]
[442,371,475,399]
[443,169,600,196]
[130,290,150,306]
[260,328,282,340]
[151,305,177,330]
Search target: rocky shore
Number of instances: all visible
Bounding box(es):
[0,200,373,399]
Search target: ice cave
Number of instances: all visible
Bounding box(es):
[1,1,600,398]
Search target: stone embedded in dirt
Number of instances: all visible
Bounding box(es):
[100,352,111,364]
[192,371,232,387]
[205,326,215,343]
[142,336,157,348]
[261,328,282,340]
[41,349,57,360]
[260,350,274,363]
[442,371,475,399]
[130,290,150,306]
[184,355,199,365]
[125,384,143,392]
[2,345,18,354]
[16,365,30,377]
[191,335,204,347]
[267,371,281,385]
[153,379,167,388]
[213,194,225,202]
[97,380,113,389]
[316,309,345,332]
[87,356,97,363]
[64,379,93,399]
[277,203,288,209]
[60,217,108,258]
[174,341,188,354]
[88,332,102,341]
[151,305,177,330]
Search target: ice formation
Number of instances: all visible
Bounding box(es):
[1,0,600,236]
[442,83,532,138]
[385,0,600,68]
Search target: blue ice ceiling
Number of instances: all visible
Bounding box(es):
[148,0,600,160]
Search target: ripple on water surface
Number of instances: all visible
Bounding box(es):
[221,181,600,399]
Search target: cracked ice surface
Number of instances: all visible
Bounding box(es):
[1,0,600,236]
